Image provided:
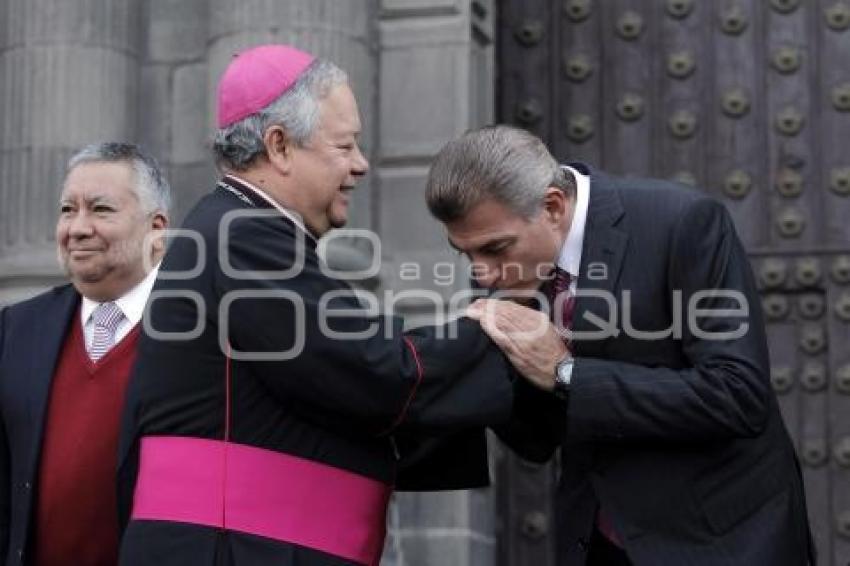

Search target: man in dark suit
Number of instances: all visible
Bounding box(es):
[117,44,513,565]
[0,142,170,566]
[426,125,814,566]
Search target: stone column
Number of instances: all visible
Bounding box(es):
[376,1,498,565]
[0,0,142,305]
[376,0,494,315]
[140,0,213,224]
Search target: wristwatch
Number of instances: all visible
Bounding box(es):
[553,355,574,400]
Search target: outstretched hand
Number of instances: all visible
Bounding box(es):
[466,299,570,392]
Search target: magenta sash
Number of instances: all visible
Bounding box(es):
[131,436,392,565]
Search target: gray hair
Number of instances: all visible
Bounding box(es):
[67,142,171,215]
[212,59,348,171]
[426,125,575,222]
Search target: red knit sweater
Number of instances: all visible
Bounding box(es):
[34,314,140,566]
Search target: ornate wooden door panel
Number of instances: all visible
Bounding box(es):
[495,1,850,564]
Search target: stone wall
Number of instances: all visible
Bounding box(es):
[0,0,142,303]
[376,5,497,563]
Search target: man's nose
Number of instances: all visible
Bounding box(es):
[351,144,369,176]
[68,211,94,237]
[472,260,500,288]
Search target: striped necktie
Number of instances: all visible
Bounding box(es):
[549,268,622,544]
[88,301,124,362]
[545,267,576,337]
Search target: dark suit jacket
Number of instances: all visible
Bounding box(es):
[117,177,514,565]
[505,165,814,566]
[0,285,80,566]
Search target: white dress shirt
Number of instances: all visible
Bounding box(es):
[552,165,590,387]
[556,165,590,289]
[80,264,160,352]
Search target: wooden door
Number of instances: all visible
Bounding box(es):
[495,1,850,564]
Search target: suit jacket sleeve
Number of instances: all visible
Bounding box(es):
[394,428,491,491]
[567,198,771,441]
[216,215,514,436]
[492,375,563,463]
[396,369,565,489]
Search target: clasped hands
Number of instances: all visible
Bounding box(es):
[466,299,570,393]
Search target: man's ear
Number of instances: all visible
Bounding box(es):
[541,186,570,224]
[264,125,294,174]
[151,212,168,231]
[149,212,169,255]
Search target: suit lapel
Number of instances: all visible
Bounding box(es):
[26,286,80,469]
[572,172,629,352]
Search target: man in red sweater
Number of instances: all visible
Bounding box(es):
[0,142,170,566]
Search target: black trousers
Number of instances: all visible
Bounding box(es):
[586,528,632,566]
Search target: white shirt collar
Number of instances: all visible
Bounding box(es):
[556,165,590,279]
[80,263,160,328]
[223,174,316,242]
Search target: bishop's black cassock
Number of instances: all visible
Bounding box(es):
[117,176,513,565]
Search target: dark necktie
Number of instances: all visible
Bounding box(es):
[546,267,576,339]
[548,268,623,547]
